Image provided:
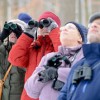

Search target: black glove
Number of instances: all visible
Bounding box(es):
[44,55,62,69]
[0,22,12,42]
[38,67,58,83]
[10,24,23,38]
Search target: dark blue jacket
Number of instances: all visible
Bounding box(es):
[58,43,100,100]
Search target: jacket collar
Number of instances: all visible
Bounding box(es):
[58,45,82,56]
[82,43,100,59]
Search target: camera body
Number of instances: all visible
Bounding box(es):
[28,19,52,29]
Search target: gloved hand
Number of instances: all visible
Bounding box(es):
[0,22,12,42]
[24,24,38,38]
[38,67,58,83]
[10,24,23,38]
[39,18,58,32]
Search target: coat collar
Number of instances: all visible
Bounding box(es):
[58,45,82,56]
[82,43,100,59]
[82,43,100,65]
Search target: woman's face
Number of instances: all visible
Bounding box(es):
[9,32,17,43]
[60,23,82,47]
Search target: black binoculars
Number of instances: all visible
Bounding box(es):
[50,55,71,65]
[4,22,17,30]
[44,55,71,70]
[72,66,92,84]
[28,19,52,29]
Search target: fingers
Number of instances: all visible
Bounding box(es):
[38,71,45,81]
[38,70,49,83]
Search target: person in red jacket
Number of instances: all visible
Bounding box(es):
[8,11,61,100]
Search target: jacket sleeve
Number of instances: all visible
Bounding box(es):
[49,28,61,52]
[8,33,33,68]
[24,55,48,99]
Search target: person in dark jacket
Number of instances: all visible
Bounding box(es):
[8,11,61,100]
[0,19,27,100]
[58,12,100,100]
[24,22,87,100]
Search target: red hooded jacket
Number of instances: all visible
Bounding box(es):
[8,28,61,100]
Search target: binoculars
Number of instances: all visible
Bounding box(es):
[4,22,17,30]
[72,66,92,84]
[44,55,71,70]
[28,19,52,29]
[50,55,70,66]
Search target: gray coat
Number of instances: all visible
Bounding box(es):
[0,43,25,100]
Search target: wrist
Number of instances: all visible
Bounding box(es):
[24,32,34,38]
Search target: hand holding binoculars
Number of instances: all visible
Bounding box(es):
[0,22,19,42]
[3,22,23,38]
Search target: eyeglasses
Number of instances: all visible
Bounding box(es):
[60,24,77,31]
[66,25,77,30]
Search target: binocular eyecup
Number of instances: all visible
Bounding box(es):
[4,22,17,30]
[28,20,39,28]
[28,19,52,29]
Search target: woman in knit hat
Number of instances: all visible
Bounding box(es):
[24,22,87,100]
[0,19,27,100]
[8,11,61,100]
